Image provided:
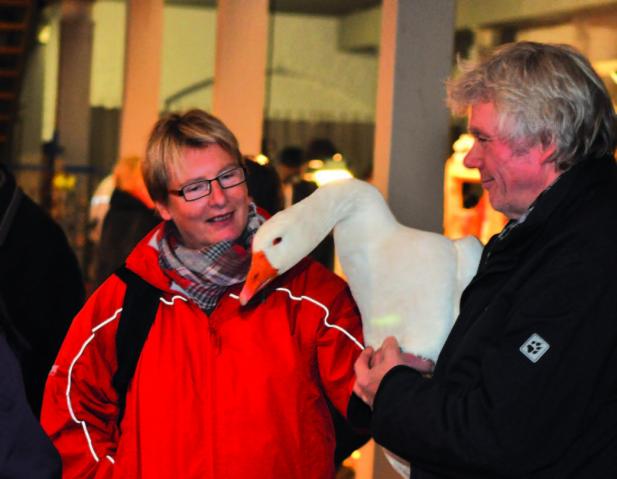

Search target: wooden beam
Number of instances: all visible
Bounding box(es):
[456,0,617,28]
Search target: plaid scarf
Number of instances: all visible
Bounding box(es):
[158,203,265,313]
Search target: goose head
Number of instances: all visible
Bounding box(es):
[239,203,327,305]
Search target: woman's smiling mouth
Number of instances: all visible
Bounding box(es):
[207,211,234,223]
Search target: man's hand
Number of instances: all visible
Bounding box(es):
[353,337,434,408]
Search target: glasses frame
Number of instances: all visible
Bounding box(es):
[168,166,247,202]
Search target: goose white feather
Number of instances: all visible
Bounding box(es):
[240,179,482,478]
[242,178,482,362]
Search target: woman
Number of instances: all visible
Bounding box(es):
[42,110,364,479]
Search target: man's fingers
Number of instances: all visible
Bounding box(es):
[382,336,401,351]
[401,352,435,374]
[370,347,385,368]
[354,346,373,373]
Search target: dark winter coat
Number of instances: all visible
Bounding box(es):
[0,334,61,478]
[94,188,160,288]
[365,155,617,478]
[0,165,84,415]
[0,334,61,479]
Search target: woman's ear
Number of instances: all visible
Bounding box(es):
[155,201,172,221]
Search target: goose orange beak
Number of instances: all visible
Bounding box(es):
[239,250,279,305]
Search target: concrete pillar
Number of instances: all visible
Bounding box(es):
[55,0,93,168]
[15,42,45,200]
[372,0,455,233]
[118,0,164,160]
[213,0,269,156]
[52,0,95,263]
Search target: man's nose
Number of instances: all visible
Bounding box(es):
[463,143,481,169]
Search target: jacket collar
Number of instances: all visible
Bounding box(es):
[488,155,615,254]
[124,224,176,293]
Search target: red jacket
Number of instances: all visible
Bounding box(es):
[41,225,364,478]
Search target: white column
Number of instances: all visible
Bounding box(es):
[372,0,455,233]
[213,0,269,156]
[118,0,164,160]
[55,0,93,168]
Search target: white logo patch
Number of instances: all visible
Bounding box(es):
[520,333,550,363]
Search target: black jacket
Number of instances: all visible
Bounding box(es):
[0,334,61,478]
[0,165,85,416]
[93,188,160,288]
[366,155,617,478]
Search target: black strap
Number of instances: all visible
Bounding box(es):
[112,265,162,426]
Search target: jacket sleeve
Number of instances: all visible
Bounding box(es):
[370,245,617,476]
[0,335,61,479]
[41,278,126,479]
[313,275,365,418]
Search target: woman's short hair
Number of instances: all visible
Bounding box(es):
[447,41,617,171]
[143,109,243,203]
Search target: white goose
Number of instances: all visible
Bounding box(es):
[239,178,482,478]
[240,178,482,362]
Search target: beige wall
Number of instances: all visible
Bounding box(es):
[53,1,378,132]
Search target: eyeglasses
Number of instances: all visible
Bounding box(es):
[168,166,247,202]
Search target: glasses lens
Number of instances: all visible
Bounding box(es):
[183,180,210,201]
[218,167,245,189]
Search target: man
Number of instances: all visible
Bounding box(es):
[0,163,84,415]
[42,110,363,478]
[353,42,617,478]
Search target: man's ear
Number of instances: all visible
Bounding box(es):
[539,141,557,164]
[155,200,172,221]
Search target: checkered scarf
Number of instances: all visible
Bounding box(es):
[158,203,265,313]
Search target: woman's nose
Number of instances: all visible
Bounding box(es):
[208,180,227,205]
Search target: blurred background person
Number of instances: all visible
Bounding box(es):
[244,156,284,216]
[0,163,84,416]
[275,145,335,270]
[92,155,160,289]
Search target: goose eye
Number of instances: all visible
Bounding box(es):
[272,237,282,246]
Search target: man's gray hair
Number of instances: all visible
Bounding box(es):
[447,41,617,171]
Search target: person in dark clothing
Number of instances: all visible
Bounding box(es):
[0,164,85,416]
[93,156,160,288]
[0,296,62,478]
[352,42,617,478]
[244,157,284,216]
[94,189,160,287]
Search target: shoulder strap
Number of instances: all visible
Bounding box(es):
[112,265,162,426]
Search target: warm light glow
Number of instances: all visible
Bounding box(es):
[453,133,474,152]
[38,25,51,45]
[610,70,617,85]
[332,153,343,162]
[308,159,324,170]
[255,153,269,165]
[53,172,77,191]
[313,168,353,186]
[351,450,362,460]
